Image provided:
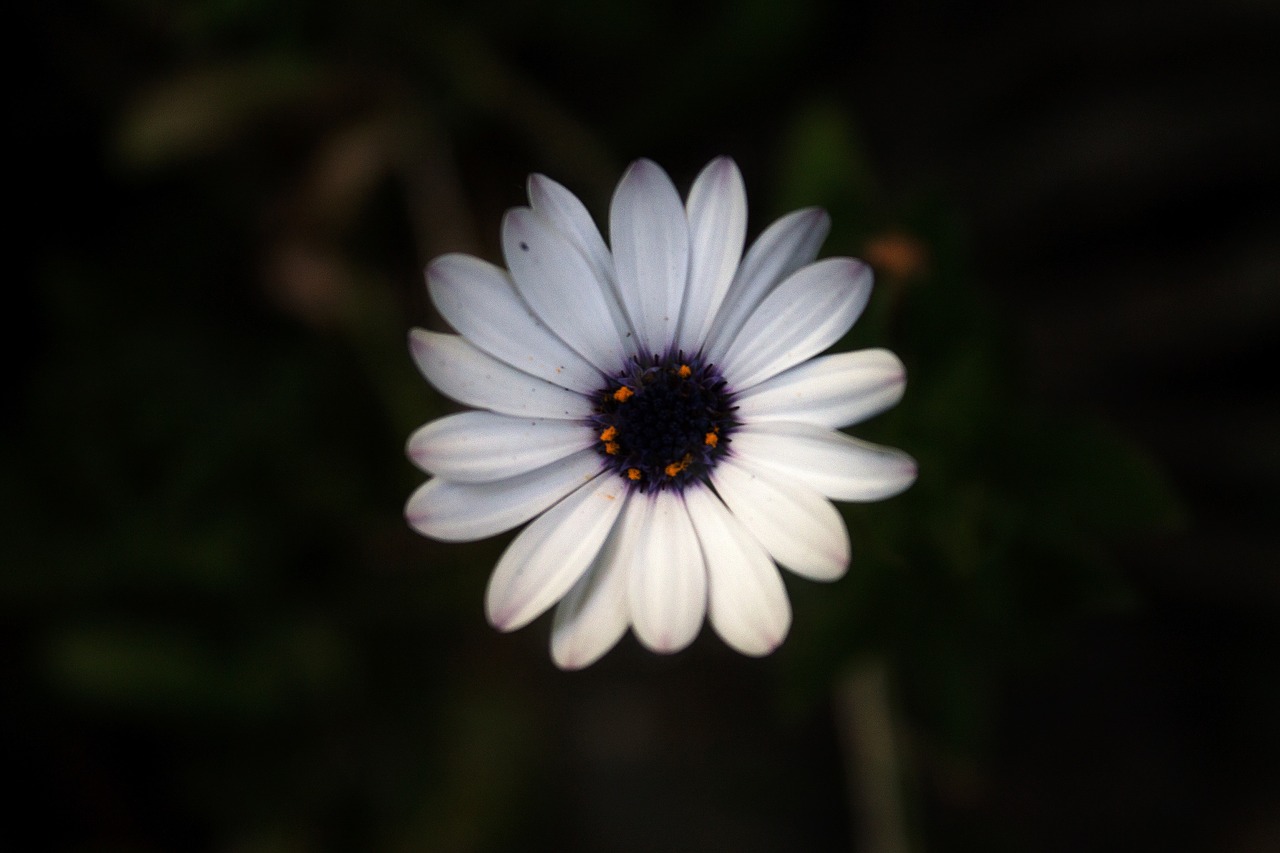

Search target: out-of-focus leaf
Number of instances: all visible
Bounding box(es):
[1005,413,1185,535]
[44,619,350,719]
[775,99,877,226]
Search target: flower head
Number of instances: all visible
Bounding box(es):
[406,157,916,668]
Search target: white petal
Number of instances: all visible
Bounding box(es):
[734,349,906,428]
[627,490,706,653]
[684,484,791,657]
[408,330,590,419]
[426,254,600,393]
[407,411,594,482]
[609,159,690,356]
[720,258,873,391]
[486,472,629,632]
[676,157,747,353]
[550,492,638,669]
[527,173,615,294]
[405,449,602,542]
[503,208,633,372]
[731,422,918,501]
[704,207,830,364]
[710,456,850,581]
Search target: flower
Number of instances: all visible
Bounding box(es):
[405,157,916,669]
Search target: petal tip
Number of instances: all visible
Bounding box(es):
[621,157,671,188]
[486,601,519,633]
[425,252,475,287]
[703,155,740,179]
[551,646,591,671]
[800,206,831,228]
[424,256,447,281]
[408,327,430,356]
[404,504,430,534]
[725,620,790,657]
[637,627,698,655]
[642,634,679,655]
[500,206,525,231]
[814,548,851,583]
[831,255,871,280]
[552,625,625,671]
[502,207,546,250]
[745,633,786,658]
[404,433,426,466]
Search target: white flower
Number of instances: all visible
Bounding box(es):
[406,157,916,669]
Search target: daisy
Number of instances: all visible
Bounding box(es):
[406,157,916,669]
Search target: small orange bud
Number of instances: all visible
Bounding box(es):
[863,231,929,281]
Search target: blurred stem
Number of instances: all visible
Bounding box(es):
[835,659,915,853]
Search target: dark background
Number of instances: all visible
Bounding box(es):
[11,1,1279,851]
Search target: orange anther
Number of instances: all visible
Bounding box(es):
[704,432,718,448]
[604,441,620,455]
[627,468,642,481]
[600,426,618,442]
[664,453,693,478]
[677,364,692,379]
[613,386,634,402]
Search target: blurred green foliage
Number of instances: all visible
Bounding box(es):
[13,1,1181,850]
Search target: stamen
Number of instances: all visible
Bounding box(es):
[604,441,620,455]
[664,454,693,478]
[704,431,719,448]
[599,426,617,442]
[613,386,634,402]
[627,468,642,481]
[677,364,692,379]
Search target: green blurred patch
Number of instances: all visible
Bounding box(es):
[775,100,878,231]
[45,617,349,719]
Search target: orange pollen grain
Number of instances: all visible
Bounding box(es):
[677,364,692,379]
[627,468,642,481]
[704,432,719,448]
[599,426,617,442]
[612,386,634,402]
[664,454,693,478]
[604,441,620,455]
